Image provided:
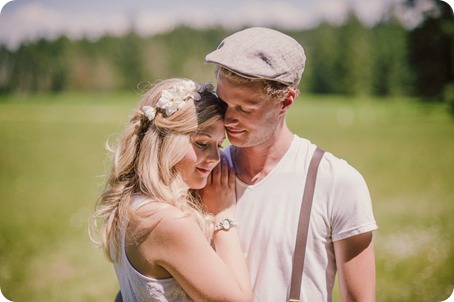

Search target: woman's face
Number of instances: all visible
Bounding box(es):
[176,119,225,189]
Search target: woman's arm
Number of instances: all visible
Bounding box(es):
[131,159,252,302]
[151,209,251,302]
[199,157,252,301]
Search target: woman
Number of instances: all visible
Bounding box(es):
[91,78,252,302]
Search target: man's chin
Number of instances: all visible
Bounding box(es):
[227,134,245,146]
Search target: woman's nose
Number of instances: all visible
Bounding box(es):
[206,146,220,163]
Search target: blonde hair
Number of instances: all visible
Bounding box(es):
[91,78,226,262]
[215,66,297,102]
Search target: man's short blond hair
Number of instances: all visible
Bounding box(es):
[215,66,298,103]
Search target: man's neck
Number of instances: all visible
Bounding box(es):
[232,128,294,185]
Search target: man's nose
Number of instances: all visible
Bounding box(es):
[224,106,237,124]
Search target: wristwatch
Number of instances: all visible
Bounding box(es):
[214,218,237,232]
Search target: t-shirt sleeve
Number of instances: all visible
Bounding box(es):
[328,158,378,242]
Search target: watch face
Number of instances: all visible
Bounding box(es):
[222,219,230,230]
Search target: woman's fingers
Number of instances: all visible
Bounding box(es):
[220,157,229,185]
[211,161,221,184]
[212,157,230,185]
[228,165,236,189]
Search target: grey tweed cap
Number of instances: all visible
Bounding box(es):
[205,27,306,86]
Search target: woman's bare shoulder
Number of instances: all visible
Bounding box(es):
[130,202,197,243]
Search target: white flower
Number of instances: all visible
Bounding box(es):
[142,106,156,121]
[156,80,201,116]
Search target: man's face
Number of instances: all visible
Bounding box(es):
[216,73,282,148]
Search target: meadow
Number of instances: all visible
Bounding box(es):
[0,92,453,301]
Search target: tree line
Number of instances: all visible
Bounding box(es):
[0,2,452,106]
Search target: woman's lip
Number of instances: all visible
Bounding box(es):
[196,167,211,174]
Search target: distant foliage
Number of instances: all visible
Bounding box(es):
[0,4,453,105]
[408,1,454,101]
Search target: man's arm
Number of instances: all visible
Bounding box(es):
[334,231,376,302]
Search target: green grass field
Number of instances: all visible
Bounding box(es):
[0,92,453,301]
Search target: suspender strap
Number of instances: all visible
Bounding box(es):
[288,147,325,302]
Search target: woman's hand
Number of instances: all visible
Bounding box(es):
[200,156,236,215]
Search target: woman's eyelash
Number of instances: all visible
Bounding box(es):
[195,142,207,148]
[195,141,224,149]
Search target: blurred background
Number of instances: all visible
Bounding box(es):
[0,0,453,301]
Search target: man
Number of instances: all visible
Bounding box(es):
[205,27,378,302]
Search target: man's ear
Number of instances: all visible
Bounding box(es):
[280,88,297,113]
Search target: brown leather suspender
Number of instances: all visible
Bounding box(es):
[288,147,325,302]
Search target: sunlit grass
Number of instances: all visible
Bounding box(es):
[0,92,453,301]
[289,95,454,301]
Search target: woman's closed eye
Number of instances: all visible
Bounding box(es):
[195,142,208,149]
[195,141,224,150]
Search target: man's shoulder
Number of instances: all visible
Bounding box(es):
[291,135,366,182]
[320,151,364,178]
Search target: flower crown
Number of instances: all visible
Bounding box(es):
[142,80,214,121]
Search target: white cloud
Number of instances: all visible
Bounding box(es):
[350,0,393,25]
[0,3,130,48]
[66,12,130,39]
[0,0,15,13]
[223,2,319,29]
[133,2,319,36]
[395,0,439,28]
[314,0,349,25]
[134,11,176,36]
[0,0,434,49]
[0,3,62,47]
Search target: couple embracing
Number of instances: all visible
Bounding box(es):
[92,27,378,302]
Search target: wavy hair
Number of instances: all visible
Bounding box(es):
[90,78,226,262]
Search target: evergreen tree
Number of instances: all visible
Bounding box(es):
[408,0,454,100]
[336,11,374,95]
[372,17,412,96]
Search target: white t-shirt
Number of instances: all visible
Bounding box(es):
[225,136,378,302]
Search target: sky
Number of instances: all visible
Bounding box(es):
[0,0,443,49]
